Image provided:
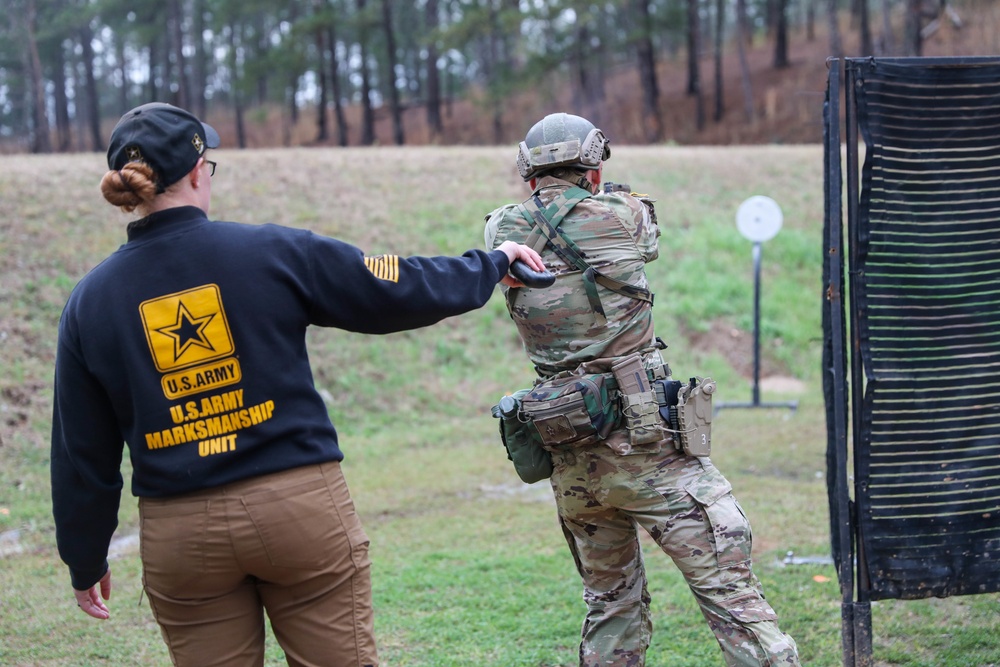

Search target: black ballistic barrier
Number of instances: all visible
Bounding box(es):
[824,57,1000,667]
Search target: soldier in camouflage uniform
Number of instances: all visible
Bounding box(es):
[485,113,800,667]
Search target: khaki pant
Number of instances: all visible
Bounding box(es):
[550,440,800,667]
[138,461,377,667]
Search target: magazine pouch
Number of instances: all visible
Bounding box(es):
[519,372,617,449]
[611,353,665,446]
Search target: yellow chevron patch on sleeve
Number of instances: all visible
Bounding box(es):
[363,254,400,283]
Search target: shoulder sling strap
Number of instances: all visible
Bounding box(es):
[513,187,652,325]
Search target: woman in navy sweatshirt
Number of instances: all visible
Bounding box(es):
[51,102,543,667]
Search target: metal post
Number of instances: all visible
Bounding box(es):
[752,242,762,406]
[715,239,797,414]
[844,57,873,667]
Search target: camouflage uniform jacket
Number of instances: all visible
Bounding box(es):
[485,175,661,378]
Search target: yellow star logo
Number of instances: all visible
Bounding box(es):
[192,133,204,154]
[139,284,234,373]
[155,301,217,362]
[126,146,143,161]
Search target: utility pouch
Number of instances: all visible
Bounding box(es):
[657,377,716,457]
[519,372,617,449]
[611,354,664,446]
[491,389,552,484]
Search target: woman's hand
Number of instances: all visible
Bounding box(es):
[496,241,547,288]
[73,568,112,620]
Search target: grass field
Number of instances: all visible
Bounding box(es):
[0,145,997,666]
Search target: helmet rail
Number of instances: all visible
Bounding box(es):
[516,114,610,181]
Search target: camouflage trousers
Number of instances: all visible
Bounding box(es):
[549,439,800,667]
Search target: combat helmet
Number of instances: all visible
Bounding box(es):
[516,113,610,181]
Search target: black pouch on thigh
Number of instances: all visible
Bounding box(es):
[492,389,553,484]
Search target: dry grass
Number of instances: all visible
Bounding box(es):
[1,143,997,666]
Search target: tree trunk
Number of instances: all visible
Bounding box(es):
[444,51,454,119]
[591,4,610,127]
[357,0,375,145]
[572,10,607,128]
[828,0,843,58]
[688,0,705,131]
[858,0,873,55]
[79,22,103,151]
[773,0,789,68]
[25,0,51,153]
[327,24,349,147]
[315,25,329,142]
[254,13,270,105]
[168,0,190,109]
[229,23,247,148]
[49,31,72,152]
[489,43,502,143]
[486,3,502,144]
[686,0,698,95]
[905,0,922,56]
[501,0,522,128]
[736,0,755,122]
[115,36,129,113]
[424,0,442,141]
[879,0,894,55]
[192,0,208,118]
[713,0,724,123]
[381,0,404,145]
[573,24,594,122]
[146,40,160,102]
[633,0,663,142]
[283,0,301,147]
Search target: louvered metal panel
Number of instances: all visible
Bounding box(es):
[825,57,1000,666]
[848,58,1000,602]
[824,58,1000,603]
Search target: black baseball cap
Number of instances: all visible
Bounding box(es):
[107,102,220,192]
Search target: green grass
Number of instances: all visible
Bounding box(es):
[1,145,998,666]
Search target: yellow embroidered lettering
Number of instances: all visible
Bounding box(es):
[198,433,237,457]
[169,405,185,425]
[205,416,222,436]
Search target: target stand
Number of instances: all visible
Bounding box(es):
[715,195,798,415]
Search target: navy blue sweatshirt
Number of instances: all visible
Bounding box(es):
[51,205,511,589]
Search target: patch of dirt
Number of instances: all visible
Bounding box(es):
[0,383,40,430]
[680,320,806,394]
[759,375,806,394]
[684,320,776,375]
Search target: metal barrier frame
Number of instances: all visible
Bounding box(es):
[824,55,1000,667]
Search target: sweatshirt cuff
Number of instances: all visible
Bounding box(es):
[488,249,510,279]
[70,560,109,591]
